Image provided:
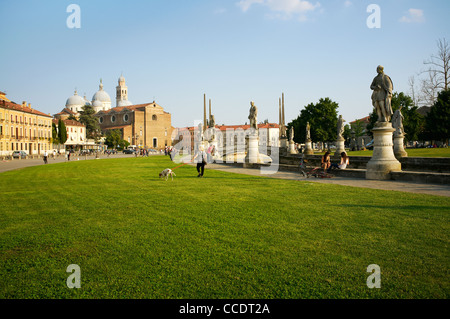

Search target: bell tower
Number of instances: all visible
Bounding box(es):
[116,74,128,106]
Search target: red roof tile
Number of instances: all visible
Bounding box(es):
[0,100,52,118]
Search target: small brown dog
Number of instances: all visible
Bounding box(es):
[159,168,176,181]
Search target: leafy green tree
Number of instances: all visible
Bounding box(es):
[67,114,78,121]
[58,119,67,145]
[105,129,130,150]
[288,97,339,144]
[79,105,101,141]
[423,90,450,144]
[52,122,59,144]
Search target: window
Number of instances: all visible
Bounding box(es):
[152,115,157,121]
[123,114,129,122]
[99,117,104,124]
[111,115,116,123]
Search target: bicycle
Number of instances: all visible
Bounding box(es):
[298,156,308,178]
[306,167,334,178]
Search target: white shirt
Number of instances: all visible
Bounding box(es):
[339,157,349,169]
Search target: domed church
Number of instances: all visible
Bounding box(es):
[60,75,135,117]
[91,79,112,113]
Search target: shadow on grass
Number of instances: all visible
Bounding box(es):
[335,204,446,211]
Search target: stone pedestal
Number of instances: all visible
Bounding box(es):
[393,134,408,159]
[279,137,288,149]
[246,134,259,164]
[366,123,401,180]
[334,137,346,158]
[289,140,297,155]
[304,139,314,155]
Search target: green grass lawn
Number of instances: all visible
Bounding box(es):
[0,156,449,299]
[315,148,450,157]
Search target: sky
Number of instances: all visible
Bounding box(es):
[1,0,449,128]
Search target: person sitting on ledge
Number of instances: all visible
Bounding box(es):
[328,152,349,172]
[321,151,331,172]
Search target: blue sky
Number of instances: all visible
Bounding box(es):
[1,0,449,128]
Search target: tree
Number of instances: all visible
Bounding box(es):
[105,129,129,150]
[423,90,450,144]
[78,105,101,141]
[58,118,67,145]
[420,38,450,105]
[52,122,59,144]
[343,124,352,144]
[288,97,339,145]
[67,114,78,121]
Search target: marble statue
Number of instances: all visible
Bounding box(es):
[392,105,404,136]
[197,122,203,141]
[289,126,294,142]
[306,122,311,141]
[248,101,258,130]
[370,65,394,123]
[337,115,345,139]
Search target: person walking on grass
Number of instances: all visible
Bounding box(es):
[193,145,208,178]
[43,151,48,164]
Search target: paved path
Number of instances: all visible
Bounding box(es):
[1,155,449,197]
[204,163,450,198]
[0,153,148,174]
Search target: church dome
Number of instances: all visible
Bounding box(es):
[66,90,86,108]
[92,79,111,103]
[92,100,103,108]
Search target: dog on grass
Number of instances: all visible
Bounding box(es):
[159,168,176,181]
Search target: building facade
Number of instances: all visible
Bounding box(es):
[95,102,173,149]
[0,98,53,156]
[52,119,87,151]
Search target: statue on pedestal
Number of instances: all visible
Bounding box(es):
[306,122,311,141]
[392,106,404,136]
[248,101,258,130]
[337,115,345,139]
[370,65,394,123]
[197,122,203,141]
[289,126,294,142]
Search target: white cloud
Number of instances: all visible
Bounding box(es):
[237,0,264,12]
[400,8,425,23]
[237,0,320,19]
[344,1,352,7]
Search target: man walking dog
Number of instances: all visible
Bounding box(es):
[193,145,208,178]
